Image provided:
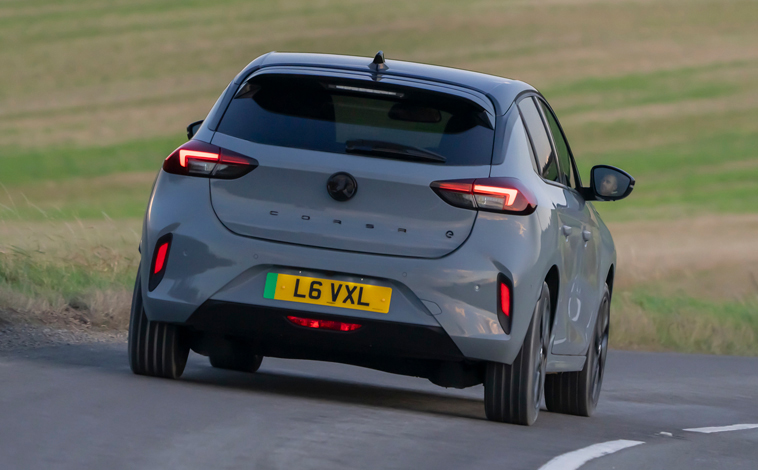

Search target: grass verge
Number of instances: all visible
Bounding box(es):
[0,219,139,331]
[612,290,758,356]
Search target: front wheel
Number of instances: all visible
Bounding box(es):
[544,284,610,417]
[484,282,551,425]
[128,269,190,379]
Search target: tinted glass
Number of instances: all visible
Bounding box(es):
[539,100,577,189]
[217,74,495,166]
[518,97,559,182]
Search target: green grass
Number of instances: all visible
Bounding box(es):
[613,290,758,356]
[1,0,758,354]
[0,246,136,304]
[0,136,180,185]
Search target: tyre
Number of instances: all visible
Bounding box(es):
[128,269,190,379]
[209,343,263,373]
[544,284,610,417]
[484,282,551,425]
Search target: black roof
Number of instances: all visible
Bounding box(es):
[234,52,536,115]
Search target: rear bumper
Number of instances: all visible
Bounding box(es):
[187,300,465,362]
[142,171,550,365]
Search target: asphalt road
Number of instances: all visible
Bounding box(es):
[1,343,756,469]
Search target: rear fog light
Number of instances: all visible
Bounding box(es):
[287,316,362,332]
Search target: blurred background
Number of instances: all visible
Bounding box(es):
[1,0,756,354]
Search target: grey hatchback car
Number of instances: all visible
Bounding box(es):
[129,51,634,426]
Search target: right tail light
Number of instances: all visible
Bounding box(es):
[430,177,537,215]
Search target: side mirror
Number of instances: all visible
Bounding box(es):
[587,165,635,201]
[186,120,204,140]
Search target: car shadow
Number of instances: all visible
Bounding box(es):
[182,365,487,421]
[1,342,487,421]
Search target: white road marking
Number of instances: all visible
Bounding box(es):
[659,432,673,437]
[537,440,645,470]
[684,424,758,434]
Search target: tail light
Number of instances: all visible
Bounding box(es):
[287,316,362,332]
[148,234,172,291]
[497,273,513,335]
[430,177,536,215]
[163,140,258,179]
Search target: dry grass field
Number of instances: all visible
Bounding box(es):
[1,0,757,354]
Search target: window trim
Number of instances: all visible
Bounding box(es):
[517,95,563,186]
[534,96,583,190]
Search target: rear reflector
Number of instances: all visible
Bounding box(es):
[430,177,536,215]
[497,273,513,335]
[287,316,362,332]
[148,233,172,292]
[163,140,258,179]
[500,282,511,317]
[153,242,169,274]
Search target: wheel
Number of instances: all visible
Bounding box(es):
[209,343,263,373]
[128,268,190,379]
[544,284,610,417]
[484,282,551,425]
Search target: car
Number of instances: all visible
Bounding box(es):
[128,51,634,425]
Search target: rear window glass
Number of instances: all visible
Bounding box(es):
[216,74,495,166]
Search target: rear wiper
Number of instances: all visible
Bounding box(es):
[345,139,446,163]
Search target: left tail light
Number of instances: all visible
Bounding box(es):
[163,140,258,179]
[430,177,537,215]
[148,234,172,291]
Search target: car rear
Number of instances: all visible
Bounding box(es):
[140,61,542,387]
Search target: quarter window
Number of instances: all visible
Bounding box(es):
[518,97,559,183]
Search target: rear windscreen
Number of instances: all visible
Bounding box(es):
[216,74,495,166]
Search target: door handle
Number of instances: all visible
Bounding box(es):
[582,230,592,242]
[561,225,572,237]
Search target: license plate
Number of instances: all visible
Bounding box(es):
[263,273,392,314]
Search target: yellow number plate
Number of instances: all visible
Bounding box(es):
[263,273,392,314]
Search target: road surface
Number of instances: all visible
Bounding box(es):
[1,343,756,469]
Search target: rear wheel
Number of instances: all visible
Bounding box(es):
[544,284,610,417]
[128,269,190,379]
[484,282,551,425]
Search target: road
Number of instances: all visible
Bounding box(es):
[1,343,756,469]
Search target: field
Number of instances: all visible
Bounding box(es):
[1,0,757,354]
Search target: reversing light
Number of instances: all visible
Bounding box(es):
[430,177,537,215]
[163,140,258,179]
[287,316,362,332]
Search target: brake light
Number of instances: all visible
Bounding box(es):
[287,316,362,332]
[430,177,536,215]
[148,234,172,292]
[163,140,258,179]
